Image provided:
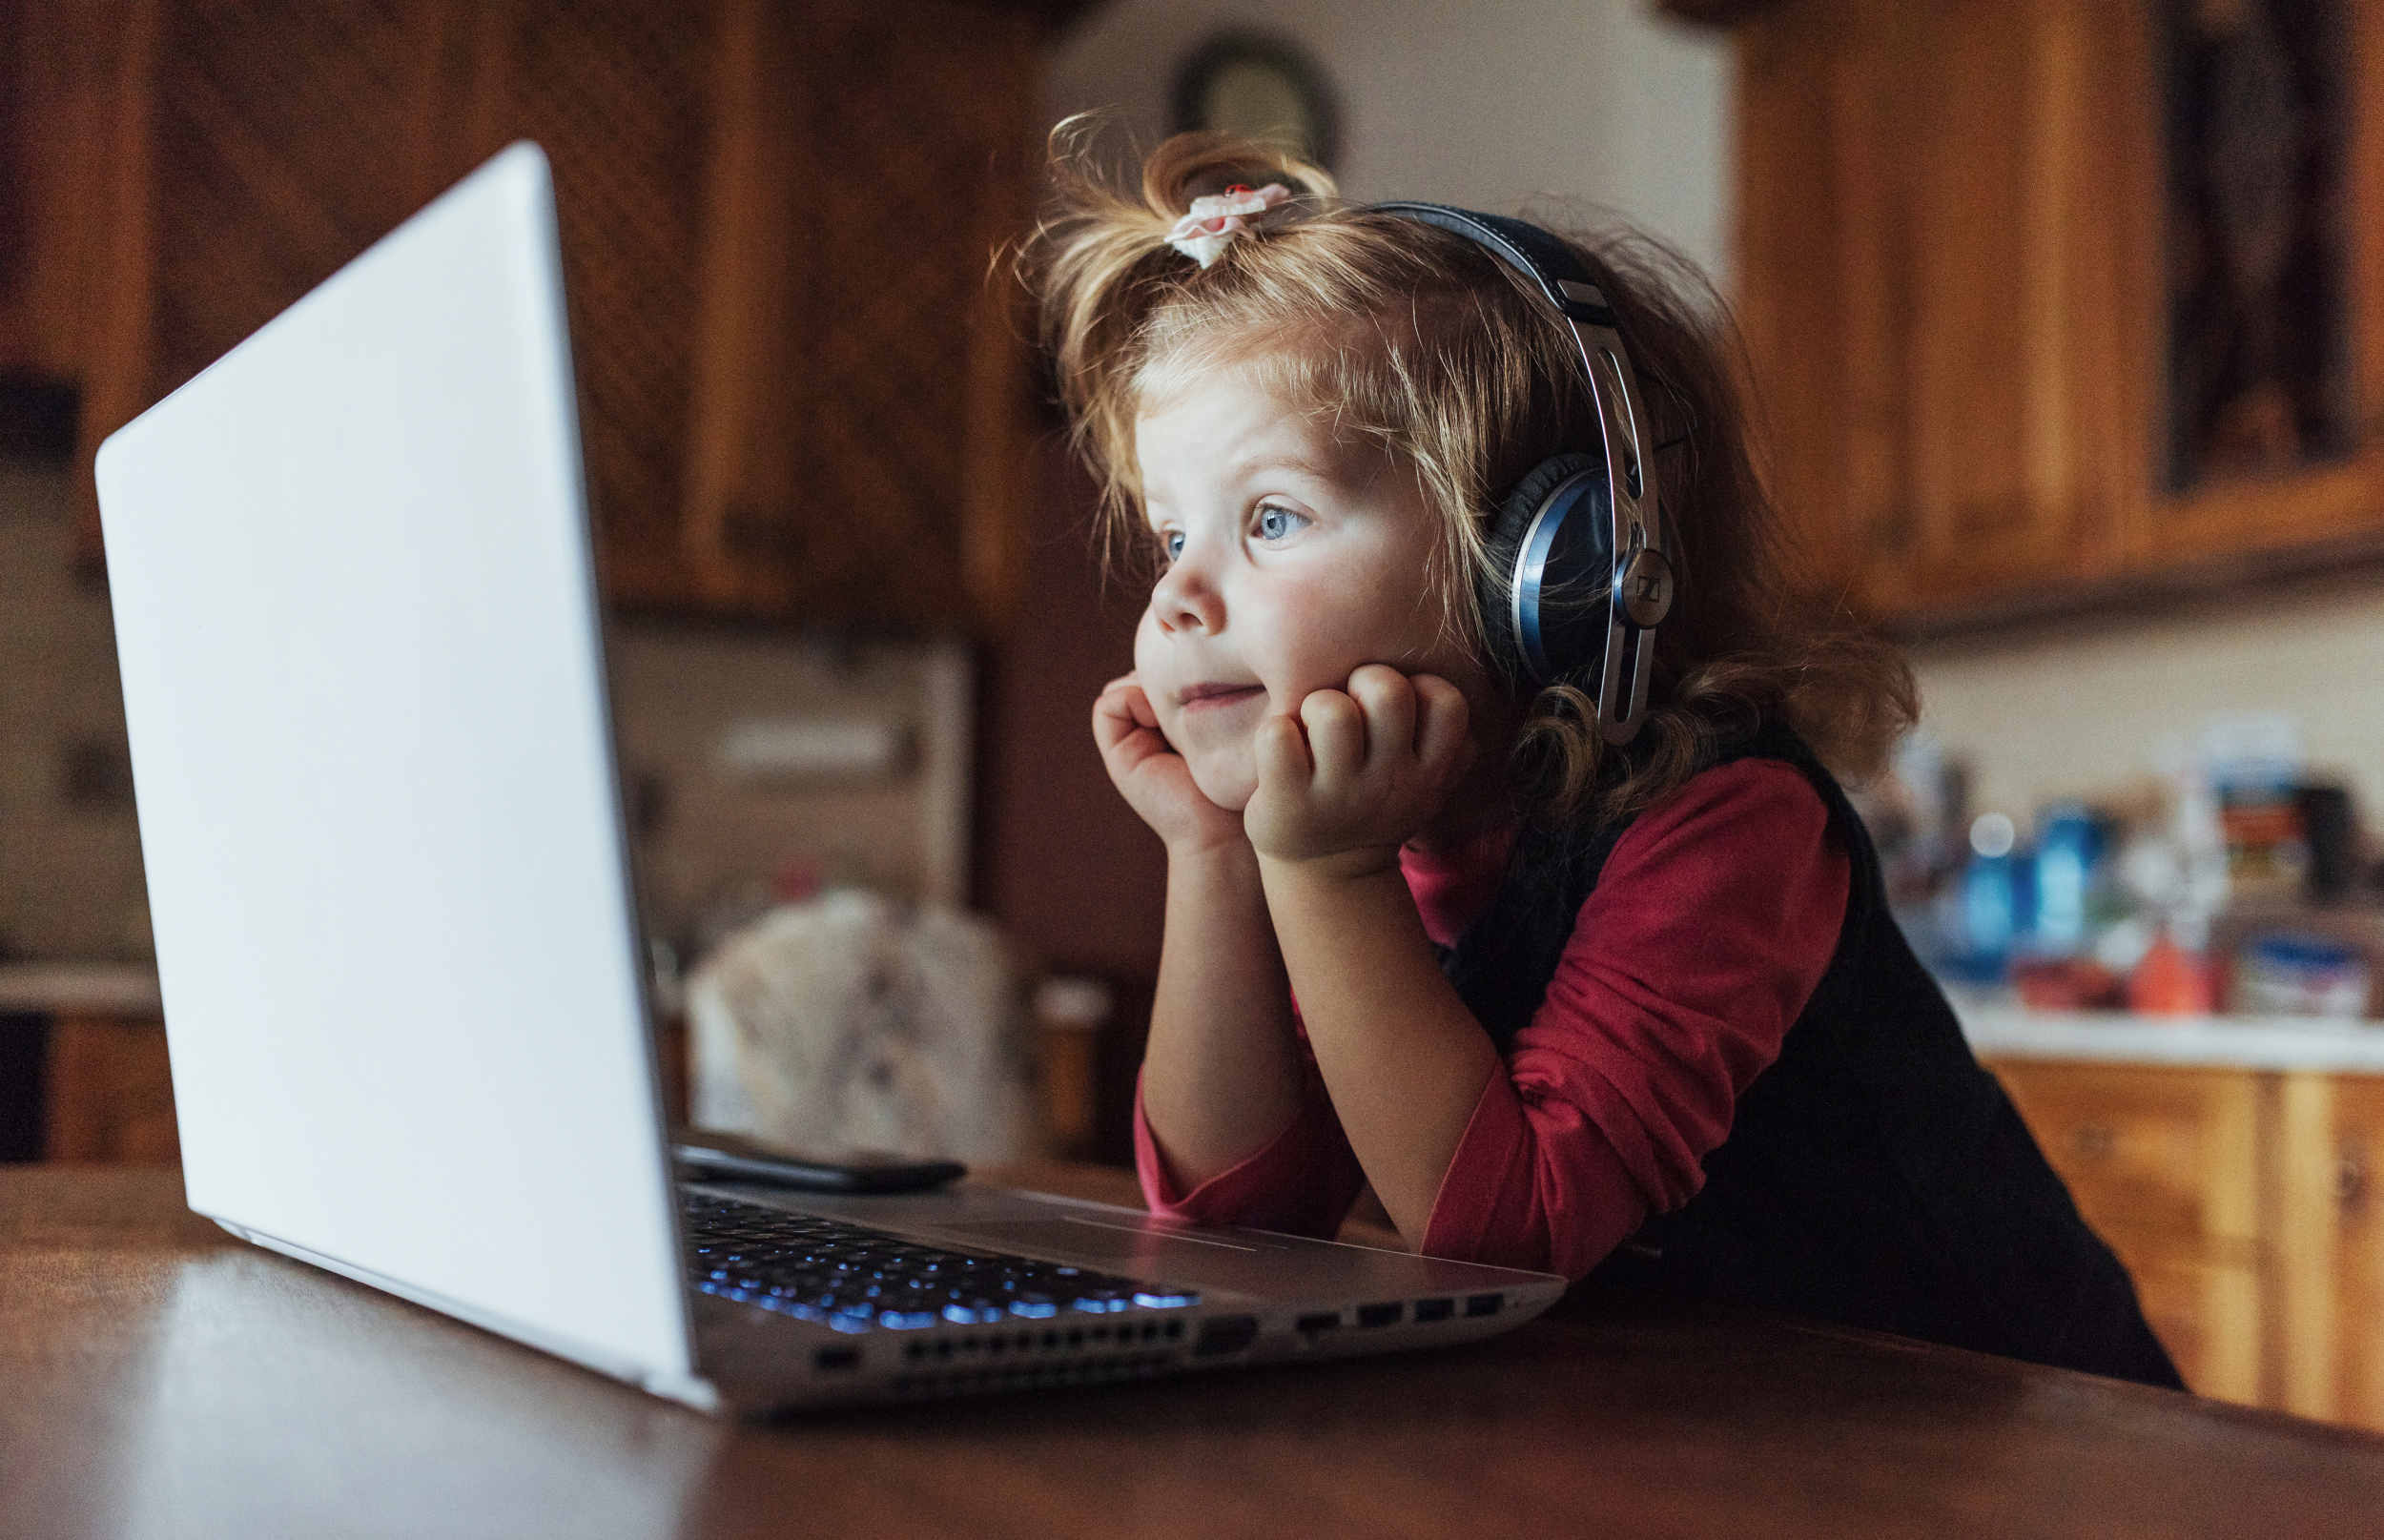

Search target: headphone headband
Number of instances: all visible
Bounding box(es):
[1367,201,1672,744]
[1367,203,1620,327]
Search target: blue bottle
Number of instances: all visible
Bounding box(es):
[2030,804,2101,959]
[1946,812,2036,983]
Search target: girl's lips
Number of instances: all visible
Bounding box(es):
[1179,683,1265,711]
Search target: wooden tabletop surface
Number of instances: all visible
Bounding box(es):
[6,1164,2383,1539]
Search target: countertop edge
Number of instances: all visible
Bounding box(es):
[1953,996,2384,1074]
[0,962,164,1015]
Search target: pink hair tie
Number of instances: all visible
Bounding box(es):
[1166,183,1292,268]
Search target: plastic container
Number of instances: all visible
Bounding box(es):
[2229,934,2371,1019]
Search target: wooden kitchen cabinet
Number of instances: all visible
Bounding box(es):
[1988,1056,2384,1428]
[2278,1071,2384,1428]
[44,1013,178,1164]
[1736,0,2384,630]
[1989,1059,2267,1402]
[2,0,1042,632]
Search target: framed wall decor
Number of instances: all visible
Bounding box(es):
[1170,31,1340,173]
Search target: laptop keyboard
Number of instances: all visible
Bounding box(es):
[681,1191,1202,1335]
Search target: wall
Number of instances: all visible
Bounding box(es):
[1912,582,2384,827]
[1044,0,1735,284]
[609,627,976,955]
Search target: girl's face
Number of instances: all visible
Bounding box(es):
[1131,372,1493,812]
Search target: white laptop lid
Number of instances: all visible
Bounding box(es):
[95,144,707,1406]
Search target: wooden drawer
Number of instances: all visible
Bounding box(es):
[1988,1059,2268,1402]
[2121,1248,2264,1406]
[45,1014,179,1164]
[1989,1060,2262,1262]
[2279,1072,2384,1429]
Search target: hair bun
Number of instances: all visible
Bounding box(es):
[1139,129,1336,224]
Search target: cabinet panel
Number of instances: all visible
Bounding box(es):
[1989,1059,2265,1401]
[1,0,154,385]
[1738,0,2153,620]
[680,0,1035,628]
[2125,1249,2264,1407]
[1737,0,2384,628]
[2279,1071,2384,1431]
[1991,1060,2262,1254]
[144,0,458,403]
[467,0,722,611]
[12,0,1037,630]
[2132,3,2384,568]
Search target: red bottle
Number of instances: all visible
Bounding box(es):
[2127,930,2215,1016]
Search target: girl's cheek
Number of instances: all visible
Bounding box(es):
[1269,568,1404,682]
[1131,606,1174,683]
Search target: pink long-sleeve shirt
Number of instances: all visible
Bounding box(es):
[1132,757,1852,1280]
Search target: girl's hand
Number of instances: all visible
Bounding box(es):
[1244,665,1473,876]
[1093,672,1246,855]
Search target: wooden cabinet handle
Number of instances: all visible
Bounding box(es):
[2336,1153,2367,1207]
[2068,1124,2117,1161]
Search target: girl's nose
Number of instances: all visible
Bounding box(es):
[1150,558,1223,636]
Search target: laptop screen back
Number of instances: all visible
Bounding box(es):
[94,144,696,1393]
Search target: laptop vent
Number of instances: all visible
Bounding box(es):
[892,1350,1176,1398]
[897,1317,1182,1365]
[888,1319,1184,1396]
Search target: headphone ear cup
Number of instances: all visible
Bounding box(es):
[1477,452,1607,687]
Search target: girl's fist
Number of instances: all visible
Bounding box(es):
[1243,666,1472,873]
[1092,672,1245,855]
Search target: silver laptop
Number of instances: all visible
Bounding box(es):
[93,143,1564,1412]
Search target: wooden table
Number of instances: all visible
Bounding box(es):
[6,1166,2383,1539]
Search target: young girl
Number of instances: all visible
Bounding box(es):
[1030,127,2180,1388]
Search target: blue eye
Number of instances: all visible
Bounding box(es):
[1162,530,1185,563]
[1256,504,1309,544]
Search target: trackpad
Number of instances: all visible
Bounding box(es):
[935,1217,1291,1272]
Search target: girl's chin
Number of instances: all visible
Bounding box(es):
[1183,757,1258,814]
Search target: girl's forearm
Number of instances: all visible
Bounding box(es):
[1140,839,1305,1190]
[1256,858,1500,1248]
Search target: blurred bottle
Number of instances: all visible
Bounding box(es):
[2128,926,2216,1015]
[2205,714,2307,904]
[1034,975,1112,1159]
[2296,784,2357,906]
[1946,811,2033,983]
[2031,804,2101,958]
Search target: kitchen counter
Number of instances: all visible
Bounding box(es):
[1951,990,2384,1073]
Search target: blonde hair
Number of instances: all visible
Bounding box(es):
[1026,120,1916,823]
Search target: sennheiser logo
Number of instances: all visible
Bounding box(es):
[1617,550,1674,627]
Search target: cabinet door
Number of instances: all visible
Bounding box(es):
[29,0,467,563]
[2128,5,2384,570]
[44,1015,178,1163]
[1738,0,2384,626]
[678,0,1036,630]
[1988,1059,2266,1403]
[2279,1072,2384,1432]
[1738,0,2156,622]
[453,0,725,614]
[25,0,1036,629]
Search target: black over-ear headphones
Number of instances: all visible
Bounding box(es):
[1368,204,1674,745]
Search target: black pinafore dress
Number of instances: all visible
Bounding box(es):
[1440,720,2183,1388]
